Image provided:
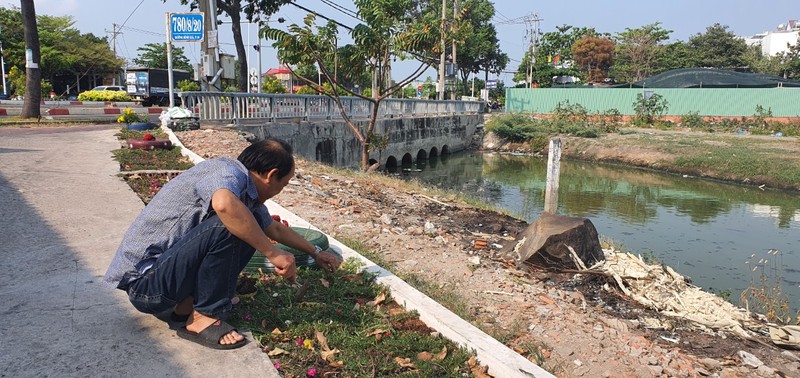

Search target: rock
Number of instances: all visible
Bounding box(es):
[782,350,800,363]
[699,358,722,370]
[424,221,436,233]
[468,256,481,265]
[380,214,393,225]
[755,365,775,376]
[503,212,604,270]
[648,366,663,376]
[736,350,764,368]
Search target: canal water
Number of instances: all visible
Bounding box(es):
[393,151,800,309]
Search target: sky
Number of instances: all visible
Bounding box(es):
[2,0,798,87]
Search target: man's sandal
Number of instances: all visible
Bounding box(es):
[176,319,247,350]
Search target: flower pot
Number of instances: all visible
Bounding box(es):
[126,122,156,131]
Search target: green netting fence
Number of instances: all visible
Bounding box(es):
[505,88,800,117]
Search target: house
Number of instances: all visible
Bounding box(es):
[743,20,800,56]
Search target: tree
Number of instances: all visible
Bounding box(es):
[20,0,41,118]
[132,42,194,73]
[778,34,800,79]
[514,25,594,87]
[657,40,695,73]
[169,0,291,92]
[264,0,436,171]
[742,44,786,76]
[261,75,286,93]
[689,23,747,70]
[612,22,672,83]
[572,35,614,82]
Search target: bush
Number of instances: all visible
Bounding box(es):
[633,92,669,126]
[78,90,131,102]
[681,111,705,129]
[485,113,540,142]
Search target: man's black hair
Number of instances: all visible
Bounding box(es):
[237,138,294,178]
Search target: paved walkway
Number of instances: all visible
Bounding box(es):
[0,125,279,377]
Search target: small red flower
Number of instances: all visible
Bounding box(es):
[142,133,155,141]
[307,367,317,377]
[273,362,281,370]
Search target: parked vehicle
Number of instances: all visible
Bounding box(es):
[125,67,190,107]
[90,85,125,92]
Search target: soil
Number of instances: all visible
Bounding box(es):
[174,127,800,377]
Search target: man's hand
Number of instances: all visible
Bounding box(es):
[269,250,297,281]
[315,251,341,273]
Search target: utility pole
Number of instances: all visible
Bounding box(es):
[106,23,122,85]
[450,0,458,100]
[199,0,220,91]
[525,13,541,89]
[0,23,7,97]
[437,0,446,100]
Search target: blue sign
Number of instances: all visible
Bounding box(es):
[170,13,204,42]
[486,79,497,89]
[416,89,423,96]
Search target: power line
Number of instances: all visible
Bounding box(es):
[287,1,354,31]
[319,0,362,22]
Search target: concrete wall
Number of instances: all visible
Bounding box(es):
[234,114,482,169]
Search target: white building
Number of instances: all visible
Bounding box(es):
[743,20,800,56]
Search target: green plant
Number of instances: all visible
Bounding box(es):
[78,90,131,102]
[717,288,733,302]
[178,79,200,92]
[116,108,147,124]
[262,76,288,94]
[632,92,669,126]
[552,100,588,124]
[485,113,540,142]
[231,262,477,377]
[681,111,705,129]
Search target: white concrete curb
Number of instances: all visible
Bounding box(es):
[161,123,554,378]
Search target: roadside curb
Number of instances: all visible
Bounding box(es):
[161,124,555,378]
[0,107,164,117]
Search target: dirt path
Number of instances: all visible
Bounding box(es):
[176,128,800,377]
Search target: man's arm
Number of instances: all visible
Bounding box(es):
[265,221,341,272]
[211,189,296,280]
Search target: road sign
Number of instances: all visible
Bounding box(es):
[170,13,204,42]
[486,79,497,89]
[416,85,423,91]
[416,90,423,97]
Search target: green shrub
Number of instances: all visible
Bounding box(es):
[485,113,540,142]
[78,90,131,102]
[632,92,669,126]
[553,100,588,123]
[596,108,621,133]
[178,79,200,92]
[681,111,705,129]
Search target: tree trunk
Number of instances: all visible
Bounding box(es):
[20,0,41,118]
[218,0,248,92]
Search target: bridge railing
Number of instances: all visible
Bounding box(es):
[177,92,483,123]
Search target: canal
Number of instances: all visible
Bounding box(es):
[394,151,800,309]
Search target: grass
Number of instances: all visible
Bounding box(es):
[741,249,799,325]
[230,262,479,377]
[110,129,490,376]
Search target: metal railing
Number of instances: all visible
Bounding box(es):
[177,92,484,123]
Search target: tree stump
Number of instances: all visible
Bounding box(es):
[503,212,605,270]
